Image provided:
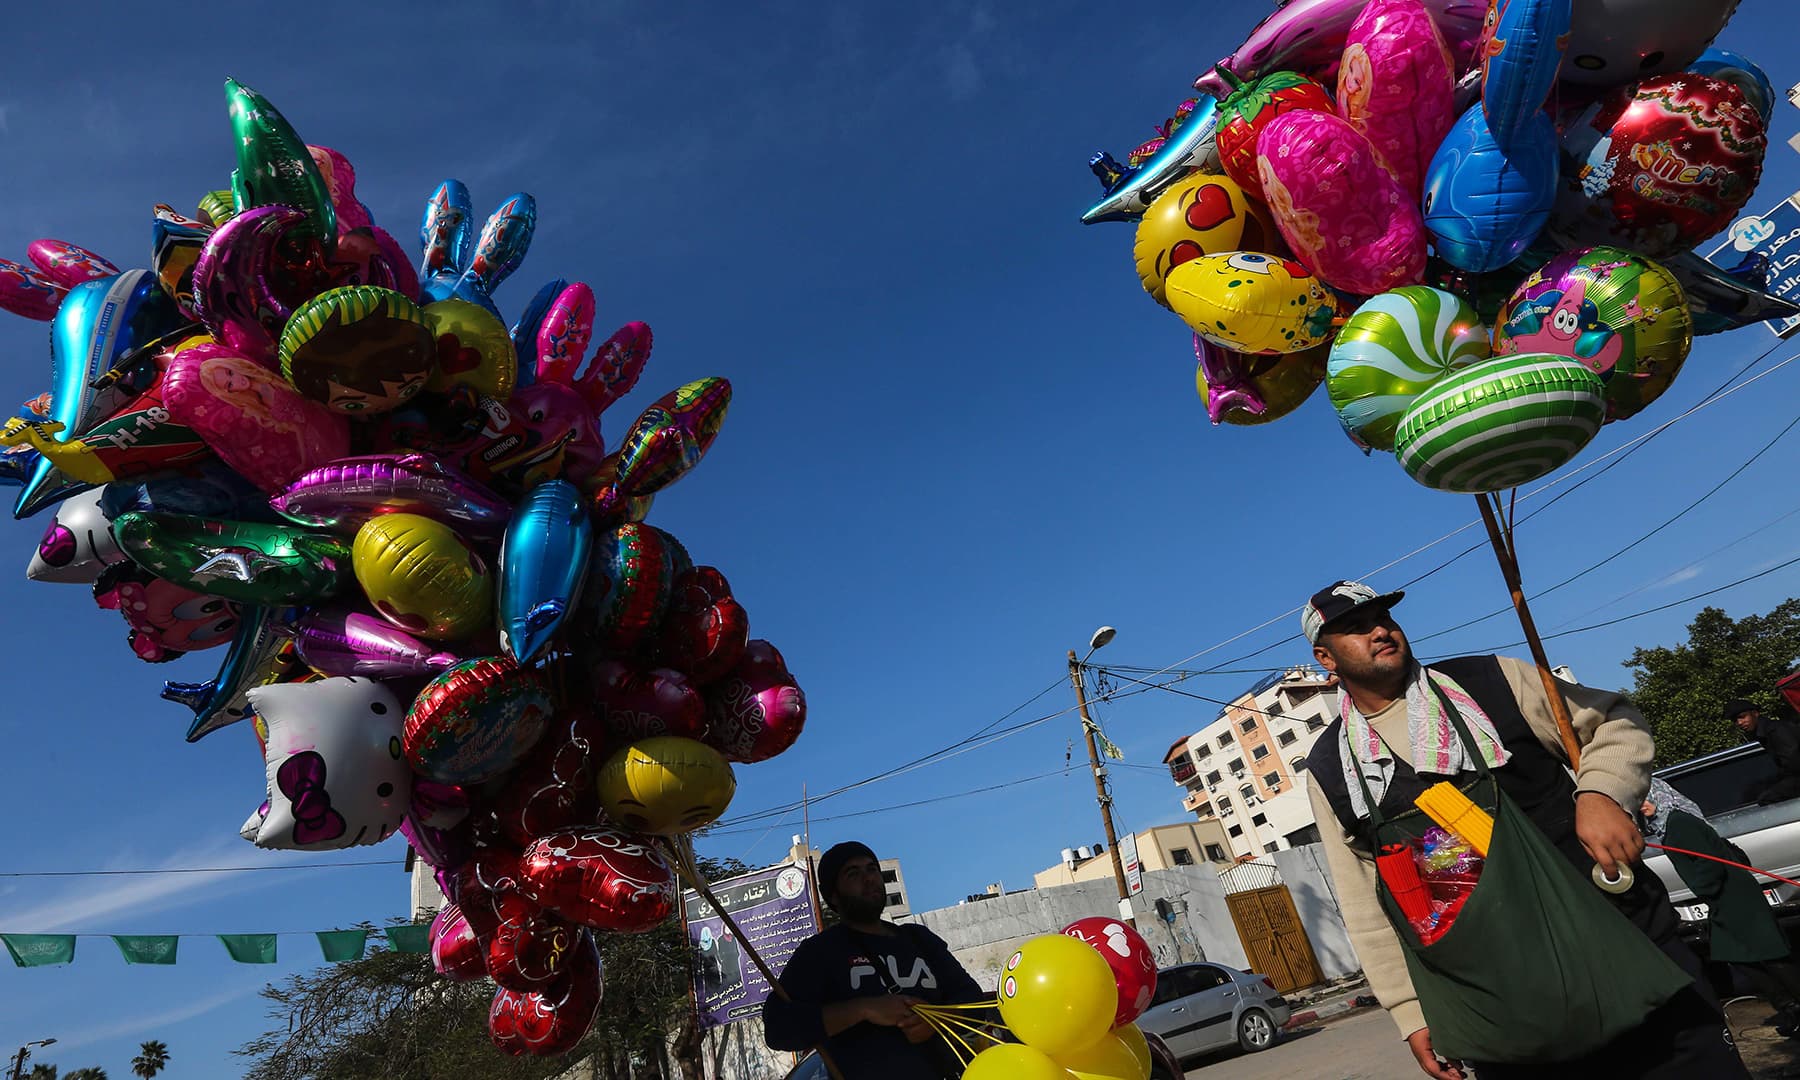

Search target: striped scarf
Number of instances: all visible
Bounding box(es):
[1339,663,1511,821]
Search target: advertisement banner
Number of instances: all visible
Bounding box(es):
[1118,832,1144,895]
[687,862,821,1028]
[1706,193,1800,338]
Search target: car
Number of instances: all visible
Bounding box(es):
[777,1019,1185,1079]
[1641,742,1800,914]
[1134,961,1292,1062]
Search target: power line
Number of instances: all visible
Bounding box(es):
[708,767,1079,836]
[0,860,401,879]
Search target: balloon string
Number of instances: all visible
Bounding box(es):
[1645,842,1800,890]
[914,1008,1005,1060]
[913,1007,1006,1046]
[913,1009,978,1066]
[912,1001,999,1011]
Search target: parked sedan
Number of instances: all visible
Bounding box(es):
[1135,962,1292,1061]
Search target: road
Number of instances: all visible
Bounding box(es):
[1180,1010,1416,1079]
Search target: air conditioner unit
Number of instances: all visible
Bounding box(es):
[1062,847,1078,868]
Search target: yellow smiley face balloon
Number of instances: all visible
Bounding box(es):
[597,736,737,836]
[423,298,518,401]
[1132,174,1277,308]
[1165,252,1346,355]
[352,513,492,642]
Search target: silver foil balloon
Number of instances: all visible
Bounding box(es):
[27,488,124,583]
[293,606,459,678]
[269,452,512,538]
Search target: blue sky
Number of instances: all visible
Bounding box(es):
[1,1,1798,1075]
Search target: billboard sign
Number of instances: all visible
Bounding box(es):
[1118,832,1144,896]
[686,862,821,1028]
[1706,192,1800,338]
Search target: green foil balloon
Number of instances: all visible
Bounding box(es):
[1493,246,1693,422]
[1393,354,1606,494]
[197,190,238,227]
[1328,287,1491,451]
[225,79,335,252]
[113,511,353,605]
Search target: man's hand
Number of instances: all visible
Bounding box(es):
[1406,1028,1465,1080]
[1576,791,1644,877]
[861,994,924,1029]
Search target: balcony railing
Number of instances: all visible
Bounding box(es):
[1170,760,1198,784]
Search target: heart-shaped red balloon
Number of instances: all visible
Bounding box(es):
[491,707,606,849]
[456,845,525,949]
[591,659,706,742]
[702,640,806,763]
[430,901,488,982]
[487,892,581,992]
[1064,916,1159,1028]
[488,933,603,1057]
[654,566,749,685]
[518,827,678,933]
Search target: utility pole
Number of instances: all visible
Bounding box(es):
[1069,649,1135,927]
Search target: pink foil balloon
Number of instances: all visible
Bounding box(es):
[431,901,489,981]
[27,239,120,289]
[270,452,513,538]
[0,258,69,320]
[192,205,311,365]
[291,606,459,678]
[576,321,653,413]
[591,660,707,742]
[654,566,750,686]
[533,282,596,385]
[1338,0,1459,199]
[162,343,351,491]
[702,640,806,763]
[307,146,375,233]
[1256,111,1428,295]
[510,380,608,483]
[1196,0,1487,98]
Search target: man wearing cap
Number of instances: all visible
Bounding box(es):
[1300,581,1746,1080]
[1725,699,1800,805]
[763,841,988,1078]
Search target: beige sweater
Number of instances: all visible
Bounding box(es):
[1306,655,1656,1041]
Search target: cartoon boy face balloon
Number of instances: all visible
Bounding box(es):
[241,676,414,850]
[279,286,437,415]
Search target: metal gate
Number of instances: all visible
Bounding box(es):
[1225,884,1322,993]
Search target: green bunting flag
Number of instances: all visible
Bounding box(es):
[316,929,369,962]
[219,934,278,964]
[114,935,179,965]
[384,923,431,954]
[3,934,75,967]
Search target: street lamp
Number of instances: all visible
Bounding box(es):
[11,1039,55,1080]
[1068,626,1134,925]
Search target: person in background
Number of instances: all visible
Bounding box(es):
[1648,788,1800,1039]
[763,841,988,1079]
[1725,699,1800,805]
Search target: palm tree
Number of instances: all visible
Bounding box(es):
[25,1065,57,1080]
[129,1042,168,1080]
[64,1069,108,1080]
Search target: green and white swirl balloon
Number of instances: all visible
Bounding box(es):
[1327,287,1490,451]
[1393,354,1606,494]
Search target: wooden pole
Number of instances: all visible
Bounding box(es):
[1474,493,1583,770]
[661,838,848,1080]
[1070,650,1136,926]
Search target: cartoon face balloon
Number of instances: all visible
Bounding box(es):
[1256,110,1428,294]
[28,488,123,583]
[1337,0,1459,199]
[93,562,241,663]
[596,736,736,836]
[1422,105,1558,272]
[239,677,413,850]
[353,513,492,641]
[1551,74,1766,259]
[1560,0,1741,87]
[1165,253,1347,355]
[164,343,354,493]
[1131,174,1278,308]
[1494,246,1692,420]
[279,286,436,414]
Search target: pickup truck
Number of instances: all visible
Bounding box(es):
[1641,742,1800,929]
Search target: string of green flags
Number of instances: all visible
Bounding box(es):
[1,924,431,968]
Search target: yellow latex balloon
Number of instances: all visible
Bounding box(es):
[351,513,492,642]
[1195,345,1327,426]
[1058,1026,1151,1080]
[597,736,737,836]
[997,935,1119,1058]
[1165,252,1345,355]
[423,298,518,400]
[1133,173,1278,308]
[963,1044,1076,1080]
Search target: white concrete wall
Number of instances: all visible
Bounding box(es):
[915,866,1251,991]
[1271,844,1362,982]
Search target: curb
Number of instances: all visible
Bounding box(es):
[1282,997,1371,1030]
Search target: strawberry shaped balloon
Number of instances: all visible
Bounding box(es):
[1213,68,1336,200]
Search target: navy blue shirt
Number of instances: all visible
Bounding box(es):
[762,923,987,1079]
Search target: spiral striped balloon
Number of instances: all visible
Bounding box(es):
[1328,287,1490,451]
[1393,354,1605,494]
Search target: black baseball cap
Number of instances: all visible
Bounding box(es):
[1303,580,1405,644]
[1721,699,1760,720]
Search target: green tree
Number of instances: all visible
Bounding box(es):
[26,1065,57,1080]
[64,1069,108,1080]
[130,1041,168,1079]
[1623,600,1800,766]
